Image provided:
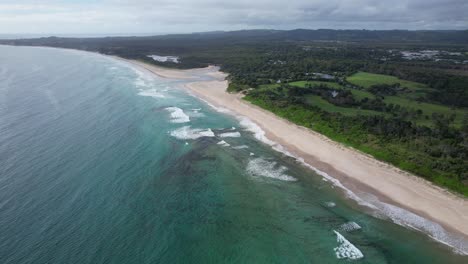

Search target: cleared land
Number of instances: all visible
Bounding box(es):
[346,71,427,89]
[259,73,466,128]
[259,80,344,89]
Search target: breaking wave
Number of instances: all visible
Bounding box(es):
[323,201,336,208]
[219,131,241,138]
[170,126,215,140]
[190,78,468,255]
[165,107,190,123]
[239,117,275,145]
[339,222,362,232]
[237,115,468,254]
[246,158,296,182]
[333,230,364,260]
[187,108,205,118]
[232,145,249,150]
[369,197,468,254]
[138,89,166,98]
[217,140,230,147]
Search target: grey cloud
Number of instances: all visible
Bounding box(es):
[0,0,466,34]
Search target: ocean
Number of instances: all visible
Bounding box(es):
[0,45,466,263]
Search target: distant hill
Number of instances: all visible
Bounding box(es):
[1,29,468,47]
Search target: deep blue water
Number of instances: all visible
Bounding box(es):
[0,45,466,263]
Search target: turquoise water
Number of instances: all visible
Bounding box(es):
[0,45,466,263]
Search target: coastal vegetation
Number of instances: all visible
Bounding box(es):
[2,29,467,195]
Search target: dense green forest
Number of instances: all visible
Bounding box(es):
[2,29,467,195]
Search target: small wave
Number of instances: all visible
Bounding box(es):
[219,132,241,138]
[333,230,364,260]
[369,198,468,255]
[165,107,190,123]
[197,90,468,254]
[239,117,275,145]
[138,89,166,98]
[217,140,230,147]
[246,158,296,181]
[232,145,249,150]
[196,97,231,113]
[187,109,205,118]
[323,201,336,208]
[339,222,361,232]
[132,67,156,88]
[170,126,215,140]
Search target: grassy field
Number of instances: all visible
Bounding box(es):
[257,78,467,127]
[259,80,344,90]
[305,95,383,116]
[345,72,467,127]
[290,80,344,89]
[245,95,468,196]
[383,96,466,127]
[347,72,427,90]
[350,89,376,100]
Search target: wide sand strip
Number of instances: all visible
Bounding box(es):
[122,58,468,242]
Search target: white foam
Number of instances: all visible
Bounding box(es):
[239,117,275,145]
[132,67,156,88]
[160,62,468,254]
[217,140,230,147]
[170,126,215,140]
[368,197,468,255]
[195,96,231,113]
[232,145,249,150]
[333,230,364,260]
[165,107,190,123]
[187,109,205,118]
[138,89,165,98]
[246,158,296,181]
[339,222,362,232]
[219,132,241,138]
[235,113,468,254]
[324,201,336,208]
[239,117,374,208]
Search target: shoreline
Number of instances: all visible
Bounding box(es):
[119,57,468,253]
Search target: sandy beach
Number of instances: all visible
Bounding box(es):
[122,58,468,248]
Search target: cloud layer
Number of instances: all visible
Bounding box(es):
[0,0,467,34]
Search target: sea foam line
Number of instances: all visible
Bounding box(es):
[219,131,241,138]
[170,126,215,140]
[197,100,468,255]
[217,140,230,147]
[138,89,166,98]
[339,222,362,232]
[232,145,249,150]
[333,230,364,260]
[165,107,190,123]
[246,157,296,182]
[176,67,468,255]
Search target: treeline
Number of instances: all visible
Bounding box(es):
[246,85,468,195]
[2,30,467,108]
[364,64,468,107]
[2,29,467,194]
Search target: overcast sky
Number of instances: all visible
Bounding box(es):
[0,0,467,35]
